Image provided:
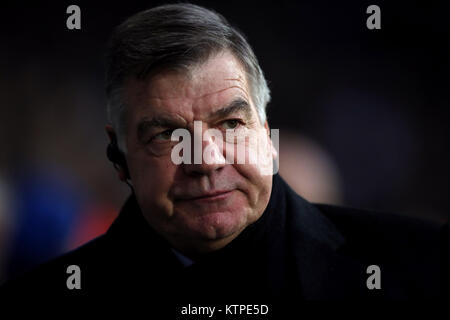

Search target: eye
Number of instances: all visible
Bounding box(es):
[221,119,241,130]
[152,129,174,142]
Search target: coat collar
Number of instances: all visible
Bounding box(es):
[107,174,368,299]
[276,175,369,299]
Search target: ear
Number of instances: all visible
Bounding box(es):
[264,121,278,160]
[264,121,270,135]
[105,124,127,182]
[105,124,116,143]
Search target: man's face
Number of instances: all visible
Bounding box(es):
[120,51,275,255]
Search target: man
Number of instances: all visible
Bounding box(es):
[2,3,448,309]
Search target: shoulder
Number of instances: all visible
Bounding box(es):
[314,203,448,254]
[277,173,448,266]
[1,234,111,295]
[313,203,449,296]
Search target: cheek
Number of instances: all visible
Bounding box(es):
[228,131,273,207]
[224,128,274,177]
[130,157,177,206]
[231,162,273,210]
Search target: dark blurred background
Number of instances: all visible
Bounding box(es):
[1,0,449,284]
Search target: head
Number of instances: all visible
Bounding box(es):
[105,3,276,256]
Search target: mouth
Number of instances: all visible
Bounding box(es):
[178,190,234,203]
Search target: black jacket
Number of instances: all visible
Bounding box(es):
[2,174,448,309]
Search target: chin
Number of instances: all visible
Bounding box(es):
[182,208,249,241]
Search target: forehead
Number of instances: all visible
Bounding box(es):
[123,51,253,123]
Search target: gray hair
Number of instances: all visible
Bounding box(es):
[106,3,271,152]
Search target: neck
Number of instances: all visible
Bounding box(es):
[164,227,246,260]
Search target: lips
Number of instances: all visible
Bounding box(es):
[176,190,234,202]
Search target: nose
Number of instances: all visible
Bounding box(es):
[182,127,226,176]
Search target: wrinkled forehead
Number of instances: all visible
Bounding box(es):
[122,51,252,113]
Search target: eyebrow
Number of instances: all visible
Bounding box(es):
[209,98,252,122]
[137,116,185,141]
[136,97,253,141]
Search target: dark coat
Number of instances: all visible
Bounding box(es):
[2,174,448,310]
